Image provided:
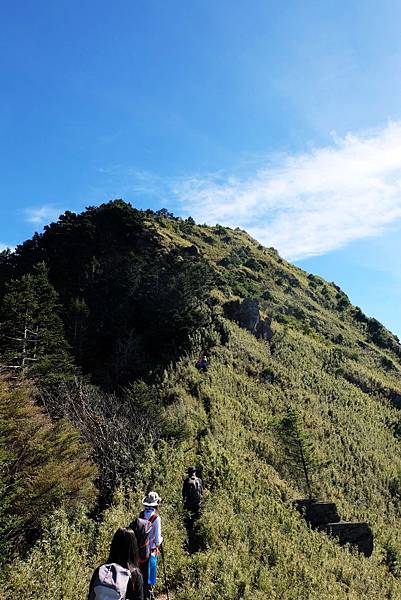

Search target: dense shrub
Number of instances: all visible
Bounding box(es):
[0,377,96,561]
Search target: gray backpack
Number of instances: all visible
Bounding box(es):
[186,475,202,507]
[92,563,131,600]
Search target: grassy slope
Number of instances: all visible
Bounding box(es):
[5,211,401,598]
[155,328,401,599]
[151,217,401,598]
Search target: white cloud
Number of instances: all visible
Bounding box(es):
[0,243,13,252]
[172,122,401,260]
[24,205,63,226]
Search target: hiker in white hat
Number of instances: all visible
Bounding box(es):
[138,491,163,599]
[142,491,161,508]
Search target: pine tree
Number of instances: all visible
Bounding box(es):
[0,376,96,561]
[278,407,325,501]
[0,262,75,383]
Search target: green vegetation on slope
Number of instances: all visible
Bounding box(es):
[0,262,76,382]
[0,377,96,560]
[2,200,401,598]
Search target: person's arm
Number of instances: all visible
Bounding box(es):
[182,478,188,500]
[152,516,163,549]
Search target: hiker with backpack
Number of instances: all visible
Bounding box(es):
[87,527,144,600]
[182,466,203,553]
[129,515,153,588]
[182,466,203,515]
[136,491,163,600]
[195,351,208,373]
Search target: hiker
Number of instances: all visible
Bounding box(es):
[88,527,144,600]
[129,515,152,586]
[182,466,203,553]
[182,466,203,515]
[138,491,163,600]
[196,352,208,373]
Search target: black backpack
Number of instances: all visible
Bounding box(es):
[186,476,202,506]
[130,517,152,564]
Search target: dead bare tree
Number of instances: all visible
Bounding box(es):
[0,322,39,376]
[40,379,162,505]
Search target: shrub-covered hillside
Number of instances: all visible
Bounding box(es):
[2,200,401,598]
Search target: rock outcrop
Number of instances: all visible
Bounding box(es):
[294,499,373,557]
[325,521,373,557]
[238,298,260,333]
[255,316,273,341]
[226,298,273,341]
[181,244,200,256]
[294,500,340,527]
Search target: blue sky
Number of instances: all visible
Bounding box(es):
[2,1,401,335]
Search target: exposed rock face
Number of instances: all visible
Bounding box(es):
[294,500,340,527]
[224,297,273,341]
[181,244,200,256]
[325,521,373,557]
[261,370,274,383]
[294,499,373,557]
[256,316,273,341]
[389,390,401,408]
[238,298,260,333]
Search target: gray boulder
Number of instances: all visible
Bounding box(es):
[294,499,373,557]
[324,521,373,557]
[294,500,340,527]
[238,298,260,333]
[181,244,200,256]
[256,316,273,340]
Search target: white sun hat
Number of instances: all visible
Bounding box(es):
[142,491,162,507]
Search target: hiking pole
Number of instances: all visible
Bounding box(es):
[160,543,170,600]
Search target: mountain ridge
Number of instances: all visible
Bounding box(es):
[2,199,401,598]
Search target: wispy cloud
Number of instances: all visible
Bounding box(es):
[0,243,13,252]
[172,122,401,260]
[89,166,168,206]
[24,205,63,226]
[123,168,166,197]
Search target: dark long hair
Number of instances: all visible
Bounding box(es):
[107,527,139,569]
